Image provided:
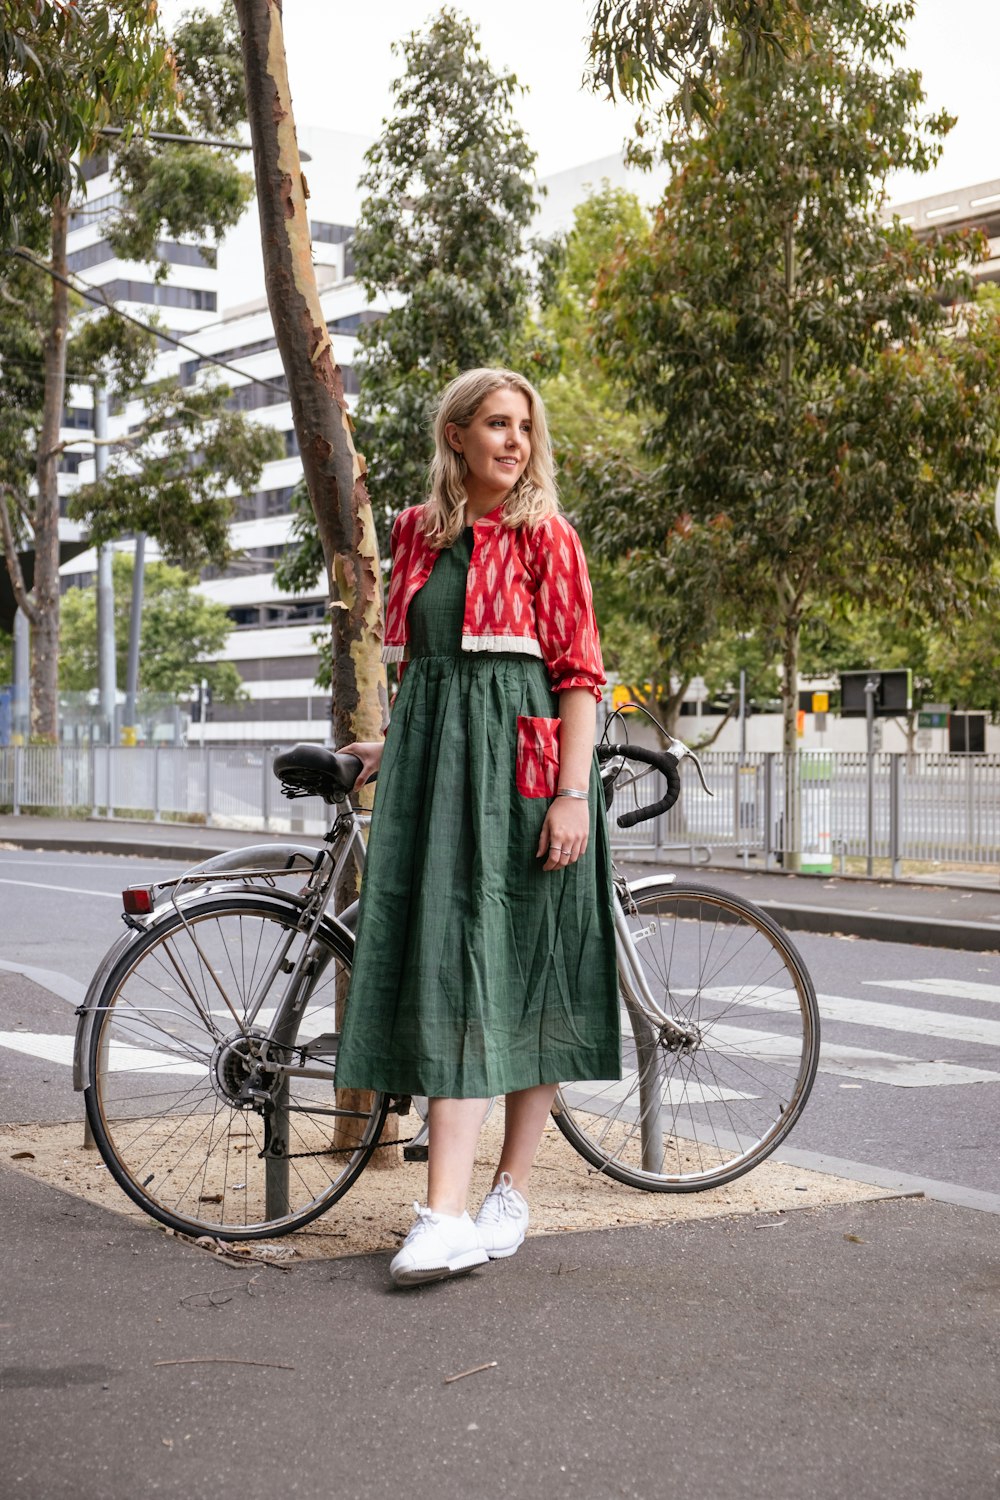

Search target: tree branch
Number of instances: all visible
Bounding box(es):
[0,486,38,625]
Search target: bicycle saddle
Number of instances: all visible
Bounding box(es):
[272,743,363,803]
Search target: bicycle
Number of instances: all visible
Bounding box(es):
[73,729,821,1241]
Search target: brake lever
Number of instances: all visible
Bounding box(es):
[662,734,715,797]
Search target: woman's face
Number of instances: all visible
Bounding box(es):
[446,386,532,508]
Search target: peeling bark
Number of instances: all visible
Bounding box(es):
[235,0,394,1163]
[234,0,388,753]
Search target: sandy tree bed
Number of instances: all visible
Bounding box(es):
[0,1103,899,1263]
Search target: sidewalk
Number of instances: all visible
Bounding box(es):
[2,812,998,950]
[4,813,999,1496]
[3,1163,998,1500]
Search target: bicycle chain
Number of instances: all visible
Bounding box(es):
[271,1135,419,1162]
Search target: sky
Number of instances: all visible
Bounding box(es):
[159,0,1000,204]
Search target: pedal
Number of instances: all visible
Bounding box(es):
[402,1143,428,1162]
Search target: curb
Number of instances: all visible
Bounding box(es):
[772,1145,1000,1216]
[0,832,240,863]
[3,830,999,952]
[752,899,1000,954]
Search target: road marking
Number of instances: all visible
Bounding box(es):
[563,1077,756,1108]
[0,960,87,1006]
[698,986,1000,1049]
[0,1032,206,1076]
[708,1024,1000,1088]
[0,878,120,900]
[866,979,1000,1006]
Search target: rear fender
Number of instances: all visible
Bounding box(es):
[74,888,355,1091]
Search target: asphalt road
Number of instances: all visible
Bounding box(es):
[1,848,999,1200]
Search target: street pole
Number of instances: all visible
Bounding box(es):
[12,608,29,744]
[739,668,747,759]
[122,532,145,742]
[94,384,117,745]
[865,674,881,877]
[11,609,29,744]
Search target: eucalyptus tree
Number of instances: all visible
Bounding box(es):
[274,5,544,698]
[353,6,541,546]
[0,4,274,740]
[587,0,803,134]
[235,0,388,760]
[590,0,1000,862]
[0,1,171,244]
[59,554,244,705]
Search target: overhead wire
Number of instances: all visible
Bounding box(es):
[0,247,292,396]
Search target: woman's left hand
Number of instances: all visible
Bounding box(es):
[537,797,590,872]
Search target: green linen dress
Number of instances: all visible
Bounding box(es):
[334,526,620,1099]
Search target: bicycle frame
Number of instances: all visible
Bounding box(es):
[73,815,370,1096]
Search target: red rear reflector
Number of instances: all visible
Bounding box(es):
[123,887,155,915]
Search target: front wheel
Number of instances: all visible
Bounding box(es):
[84,893,390,1239]
[552,880,820,1191]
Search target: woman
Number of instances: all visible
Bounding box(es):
[336,366,619,1286]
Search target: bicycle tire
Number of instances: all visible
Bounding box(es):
[552,880,820,1191]
[83,892,390,1239]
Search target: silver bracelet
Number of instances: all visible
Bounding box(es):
[555,787,588,800]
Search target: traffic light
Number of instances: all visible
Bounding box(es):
[839,670,912,718]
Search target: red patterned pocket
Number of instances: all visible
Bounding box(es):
[515,715,561,798]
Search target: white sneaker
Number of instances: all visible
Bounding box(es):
[475,1172,529,1259]
[389,1204,489,1287]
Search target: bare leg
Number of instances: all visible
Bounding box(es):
[426,1096,490,1217]
[494,1083,558,1194]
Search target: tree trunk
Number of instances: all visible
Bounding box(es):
[781,608,801,872]
[233,0,387,751]
[31,195,70,743]
[234,0,395,1164]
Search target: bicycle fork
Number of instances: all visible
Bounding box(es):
[613,896,699,1175]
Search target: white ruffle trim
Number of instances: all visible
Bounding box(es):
[381,644,408,663]
[460,634,544,659]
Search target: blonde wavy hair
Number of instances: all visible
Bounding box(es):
[423,367,559,548]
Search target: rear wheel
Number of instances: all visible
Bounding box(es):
[552,880,820,1191]
[84,894,389,1238]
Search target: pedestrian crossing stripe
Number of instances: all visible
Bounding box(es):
[5,975,1000,1090]
[0,1032,205,1076]
[866,979,1000,1006]
[708,1023,1000,1088]
[696,986,1000,1050]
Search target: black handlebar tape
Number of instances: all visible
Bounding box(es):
[596,743,682,827]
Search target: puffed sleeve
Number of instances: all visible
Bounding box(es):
[532,515,606,701]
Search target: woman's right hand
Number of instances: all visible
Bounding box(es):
[339,740,385,792]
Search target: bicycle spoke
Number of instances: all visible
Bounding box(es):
[87,898,388,1239]
[554,881,819,1191]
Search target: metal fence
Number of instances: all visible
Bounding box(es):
[3,744,1000,875]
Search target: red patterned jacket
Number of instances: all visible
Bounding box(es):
[381,503,606,702]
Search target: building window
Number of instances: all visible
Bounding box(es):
[68,189,123,232]
[100,279,217,312]
[327,311,382,334]
[79,153,110,183]
[227,373,289,412]
[181,334,278,387]
[311,220,354,245]
[284,429,300,457]
[264,486,295,516]
[62,405,93,431]
[58,452,87,475]
[67,238,216,275]
[232,486,295,521]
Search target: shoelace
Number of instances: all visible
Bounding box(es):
[479,1176,519,1224]
[405,1203,440,1239]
